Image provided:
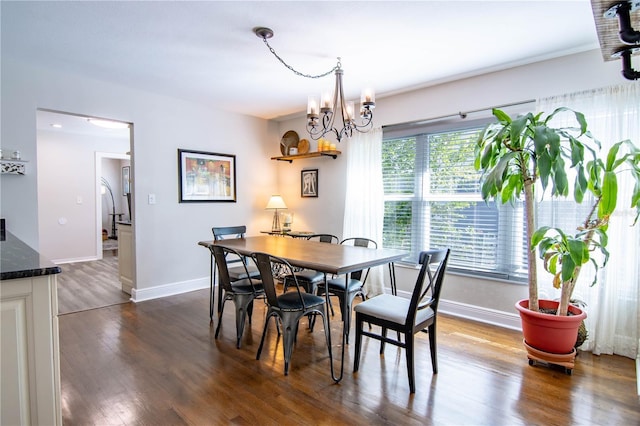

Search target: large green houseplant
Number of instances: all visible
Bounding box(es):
[475,108,640,320]
[474,107,595,313]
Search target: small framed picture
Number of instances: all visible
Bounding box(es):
[122,166,130,195]
[178,149,237,202]
[301,169,318,198]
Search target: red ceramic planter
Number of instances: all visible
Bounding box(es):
[515,299,586,354]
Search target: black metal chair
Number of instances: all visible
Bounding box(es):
[316,237,377,340]
[282,233,339,294]
[209,226,260,323]
[253,251,332,376]
[353,248,450,393]
[210,245,264,349]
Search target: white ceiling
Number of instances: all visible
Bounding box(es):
[4,0,601,124]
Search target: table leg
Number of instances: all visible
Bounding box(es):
[214,253,216,325]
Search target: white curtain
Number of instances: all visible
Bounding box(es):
[343,127,386,296]
[536,83,640,359]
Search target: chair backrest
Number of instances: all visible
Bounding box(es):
[406,248,450,326]
[210,245,257,292]
[340,237,378,281]
[306,234,339,244]
[253,252,306,310]
[212,226,247,265]
[212,225,247,240]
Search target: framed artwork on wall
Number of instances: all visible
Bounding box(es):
[301,169,318,198]
[122,166,130,195]
[178,149,237,202]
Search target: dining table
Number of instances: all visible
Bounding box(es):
[198,235,407,382]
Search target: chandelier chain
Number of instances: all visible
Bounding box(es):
[261,37,339,79]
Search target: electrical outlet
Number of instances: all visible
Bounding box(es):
[148,194,156,204]
[76,196,83,204]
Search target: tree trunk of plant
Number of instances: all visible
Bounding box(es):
[524,176,539,312]
[558,278,576,316]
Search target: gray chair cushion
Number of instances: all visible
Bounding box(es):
[354,294,434,325]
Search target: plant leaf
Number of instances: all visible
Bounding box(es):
[567,238,586,266]
[561,255,576,282]
[599,171,618,218]
[538,151,551,191]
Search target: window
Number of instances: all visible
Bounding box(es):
[382,119,530,281]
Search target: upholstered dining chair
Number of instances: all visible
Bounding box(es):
[353,248,450,393]
[253,251,332,376]
[210,226,260,322]
[316,237,377,340]
[210,245,264,349]
[282,233,339,294]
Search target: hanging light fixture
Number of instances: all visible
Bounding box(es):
[254,27,375,143]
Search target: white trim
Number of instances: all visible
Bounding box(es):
[53,256,99,264]
[439,299,522,331]
[393,287,521,331]
[130,277,209,303]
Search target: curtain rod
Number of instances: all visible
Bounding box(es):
[382,98,536,131]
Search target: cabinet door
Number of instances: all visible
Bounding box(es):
[1,276,61,425]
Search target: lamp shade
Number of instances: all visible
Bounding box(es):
[265,195,287,210]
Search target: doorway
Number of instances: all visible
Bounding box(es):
[36,109,133,314]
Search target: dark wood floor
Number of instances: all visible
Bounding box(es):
[58,288,639,425]
[56,249,130,315]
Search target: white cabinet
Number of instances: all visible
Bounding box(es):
[117,223,134,294]
[1,275,61,425]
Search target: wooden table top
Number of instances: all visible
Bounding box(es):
[198,236,406,275]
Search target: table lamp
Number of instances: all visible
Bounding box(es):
[265,195,287,232]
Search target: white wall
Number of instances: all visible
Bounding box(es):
[275,49,627,322]
[36,129,129,262]
[1,57,280,300]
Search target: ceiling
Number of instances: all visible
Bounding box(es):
[4,1,605,123]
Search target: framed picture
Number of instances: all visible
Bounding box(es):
[178,149,237,202]
[122,166,130,195]
[301,169,318,198]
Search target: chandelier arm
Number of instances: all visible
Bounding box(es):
[255,27,375,143]
[261,38,339,79]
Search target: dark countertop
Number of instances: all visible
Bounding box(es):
[0,232,61,280]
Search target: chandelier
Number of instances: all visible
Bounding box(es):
[254,27,375,142]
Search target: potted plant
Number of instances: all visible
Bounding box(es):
[475,108,640,356]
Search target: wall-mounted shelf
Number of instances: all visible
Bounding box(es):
[1,159,28,175]
[271,150,341,163]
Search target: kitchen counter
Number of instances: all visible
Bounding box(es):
[0,231,61,280]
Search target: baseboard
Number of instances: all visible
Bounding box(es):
[131,277,209,303]
[393,287,521,331]
[439,299,522,331]
[54,255,99,264]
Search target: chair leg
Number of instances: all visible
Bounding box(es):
[215,295,228,339]
[247,300,254,324]
[256,313,272,360]
[428,323,438,374]
[281,313,302,376]
[380,327,387,354]
[353,314,363,372]
[234,294,253,349]
[406,332,416,393]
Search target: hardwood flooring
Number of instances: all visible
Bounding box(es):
[58,288,639,425]
[56,250,130,315]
